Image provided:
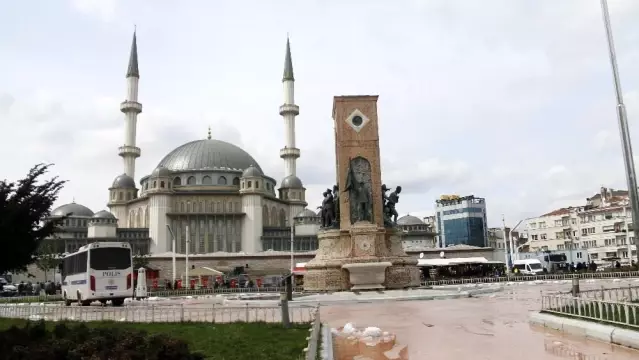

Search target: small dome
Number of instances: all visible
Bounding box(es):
[242,165,263,178]
[397,215,424,226]
[51,203,94,217]
[112,174,136,189]
[295,208,318,218]
[280,175,303,189]
[151,166,170,178]
[92,210,116,220]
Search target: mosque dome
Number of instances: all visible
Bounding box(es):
[280,175,303,189]
[397,214,424,226]
[151,165,170,178]
[242,164,263,178]
[157,139,263,173]
[295,208,318,218]
[51,203,94,217]
[92,210,116,219]
[112,174,136,188]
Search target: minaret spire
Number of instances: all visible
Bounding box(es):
[282,36,294,82]
[119,28,143,180]
[279,36,300,178]
[126,29,140,78]
[207,126,212,140]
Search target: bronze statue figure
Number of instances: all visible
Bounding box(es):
[332,184,340,227]
[344,159,372,223]
[386,185,402,223]
[319,188,335,228]
[382,184,394,227]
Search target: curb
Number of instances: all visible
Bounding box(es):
[528,312,639,350]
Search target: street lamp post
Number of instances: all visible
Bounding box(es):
[290,219,295,274]
[601,0,639,265]
[502,215,510,273]
[165,224,177,284]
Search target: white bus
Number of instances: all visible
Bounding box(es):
[60,242,133,306]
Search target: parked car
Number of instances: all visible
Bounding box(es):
[1,284,18,297]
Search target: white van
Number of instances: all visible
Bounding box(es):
[512,259,544,275]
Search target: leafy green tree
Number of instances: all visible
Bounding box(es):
[35,242,63,281]
[0,164,66,275]
[133,252,150,269]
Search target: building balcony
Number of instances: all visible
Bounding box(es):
[120,101,143,113]
[279,147,300,159]
[279,104,299,116]
[118,145,141,157]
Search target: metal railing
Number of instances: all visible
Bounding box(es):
[540,293,639,329]
[560,286,639,302]
[423,271,639,286]
[300,306,321,360]
[3,271,638,304]
[0,303,316,323]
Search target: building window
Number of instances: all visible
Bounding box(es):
[540,233,547,240]
[247,181,252,188]
[160,181,165,188]
[173,177,181,186]
[153,181,157,188]
[187,176,196,185]
[218,176,227,185]
[202,176,212,185]
[233,177,240,186]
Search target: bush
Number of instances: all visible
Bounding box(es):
[0,320,204,360]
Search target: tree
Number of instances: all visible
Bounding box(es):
[35,241,63,281]
[133,252,150,269]
[0,164,66,275]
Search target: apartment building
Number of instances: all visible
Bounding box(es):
[525,187,637,265]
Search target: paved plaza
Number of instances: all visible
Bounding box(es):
[2,278,639,358]
[322,278,639,359]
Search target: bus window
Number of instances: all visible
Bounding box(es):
[90,248,132,270]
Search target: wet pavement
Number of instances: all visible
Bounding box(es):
[321,279,639,359]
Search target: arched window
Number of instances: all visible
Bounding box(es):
[180,202,185,212]
[271,207,277,226]
[218,176,227,185]
[118,192,123,200]
[153,181,157,188]
[173,177,182,186]
[263,205,269,226]
[145,207,149,226]
[160,181,165,188]
[187,176,196,185]
[202,176,212,185]
[233,177,240,186]
[279,209,286,227]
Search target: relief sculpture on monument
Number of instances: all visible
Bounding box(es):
[344,156,373,224]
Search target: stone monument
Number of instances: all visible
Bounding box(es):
[303,95,421,291]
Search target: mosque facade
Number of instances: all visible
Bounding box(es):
[47,32,321,256]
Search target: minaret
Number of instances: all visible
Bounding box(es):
[119,30,142,180]
[279,37,300,177]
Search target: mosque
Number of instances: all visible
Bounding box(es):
[47,31,322,257]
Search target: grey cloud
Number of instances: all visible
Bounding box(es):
[0,93,15,114]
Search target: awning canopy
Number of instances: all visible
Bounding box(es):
[188,266,224,277]
[417,257,492,267]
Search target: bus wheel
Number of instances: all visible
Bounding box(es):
[112,298,124,307]
[64,294,71,307]
[99,300,107,306]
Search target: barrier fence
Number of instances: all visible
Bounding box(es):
[560,286,639,302]
[0,303,316,324]
[422,271,639,286]
[3,271,639,304]
[540,293,639,330]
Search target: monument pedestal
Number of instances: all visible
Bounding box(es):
[304,223,420,291]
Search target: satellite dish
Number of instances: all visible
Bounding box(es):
[419,252,424,259]
[440,251,445,259]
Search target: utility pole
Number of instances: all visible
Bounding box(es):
[601,0,639,265]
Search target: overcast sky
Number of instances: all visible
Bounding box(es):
[2,0,639,227]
